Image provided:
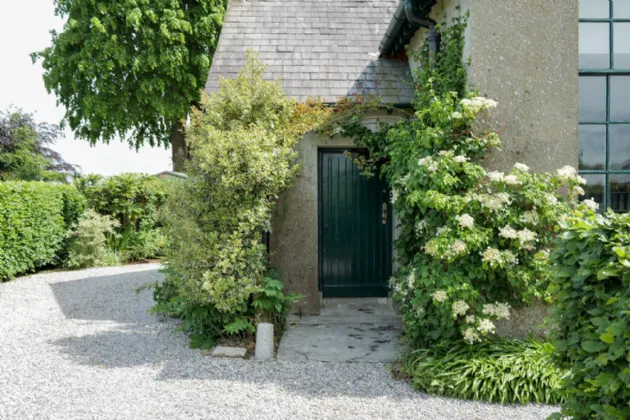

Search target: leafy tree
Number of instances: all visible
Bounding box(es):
[32,0,227,171]
[0,107,77,182]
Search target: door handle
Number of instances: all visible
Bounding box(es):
[382,202,387,225]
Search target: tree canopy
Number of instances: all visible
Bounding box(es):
[33,0,227,170]
[0,107,77,182]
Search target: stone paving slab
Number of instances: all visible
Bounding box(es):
[277,298,404,363]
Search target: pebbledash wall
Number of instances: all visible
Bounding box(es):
[271,0,579,320]
[408,0,579,336]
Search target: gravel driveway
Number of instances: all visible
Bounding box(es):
[0,264,557,419]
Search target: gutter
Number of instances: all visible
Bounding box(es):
[379,0,439,57]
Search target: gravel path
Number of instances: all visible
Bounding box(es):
[0,264,557,419]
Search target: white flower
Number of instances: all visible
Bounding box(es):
[416,306,425,316]
[479,194,510,212]
[436,226,449,236]
[481,247,502,263]
[465,315,476,324]
[516,228,537,243]
[415,219,427,234]
[431,290,448,303]
[424,242,439,256]
[453,155,469,163]
[477,319,496,334]
[577,176,587,185]
[499,226,518,239]
[448,240,468,257]
[418,156,432,167]
[391,188,399,204]
[487,171,505,182]
[545,193,558,205]
[583,198,599,212]
[427,161,439,172]
[573,186,585,196]
[463,327,480,344]
[457,214,474,229]
[556,165,577,181]
[482,302,511,320]
[513,163,530,172]
[452,300,470,317]
[460,97,498,114]
[407,271,416,289]
[451,111,463,120]
[521,210,539,225]
[503,175,520,185]
[503,250,519,265]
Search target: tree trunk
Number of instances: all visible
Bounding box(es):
[170,119,187,172]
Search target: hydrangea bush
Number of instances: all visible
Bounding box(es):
[385,90,585,346]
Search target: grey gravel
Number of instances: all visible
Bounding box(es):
[0,264,557,419]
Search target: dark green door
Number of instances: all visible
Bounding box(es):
[318,150,392,297]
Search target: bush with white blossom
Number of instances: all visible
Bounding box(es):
[381,87,584,346]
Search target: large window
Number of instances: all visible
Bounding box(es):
[579,1,630,211]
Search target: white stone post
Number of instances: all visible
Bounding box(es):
[255,322,274,360]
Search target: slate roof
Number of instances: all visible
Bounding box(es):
[204,0,415,104]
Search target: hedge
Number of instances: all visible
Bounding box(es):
[549,208,630,419]
[0,182,85,281]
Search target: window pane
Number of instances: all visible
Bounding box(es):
[610,174,630,212]
[582,174,606,211]
[610,76,630,121]
[580,23,610,69]
[610,124,630,169]
[613,0,630,18]
[579,125,607,169]
[579,76,607,122]
[613,23,630,68]
[581,1,610,18]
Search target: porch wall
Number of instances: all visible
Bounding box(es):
[270,112,407,315]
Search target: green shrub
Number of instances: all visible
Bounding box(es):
[399,338,567,405]
[151,270,301,349]
[161,50,327,313]
[65,209,121,268]
[75,173,168,260]
[0,181,86,280]
[549,206,630,419]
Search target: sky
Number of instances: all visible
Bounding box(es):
[0,0,172,176]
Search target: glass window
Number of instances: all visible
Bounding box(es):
[579,76,607,122]
[614,1,630,18]
[613,23,630,68]
[581,1,610,19]
[610,174,630,211]
[579,23,610,68]
[610,76,630,121]
[579,125,607,170]
[579,2,630,212]
[582,174,606,212]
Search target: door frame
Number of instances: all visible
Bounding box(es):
[317,148,393,296]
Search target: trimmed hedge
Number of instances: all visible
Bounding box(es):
[550,208,630,419]
[0,182,85,280]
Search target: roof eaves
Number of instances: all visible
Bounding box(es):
[378,0,437,56]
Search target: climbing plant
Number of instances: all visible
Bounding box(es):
[321,13,584,347]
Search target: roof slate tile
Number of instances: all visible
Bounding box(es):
[205,0,414,103]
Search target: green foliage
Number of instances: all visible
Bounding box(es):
[548,207,630,419]
[33,0,227,149]
[399,338,567,405]
[161,51,327,312]
[0,107,77,182]
[0,182,85,280]
[75,173,168,261]
[321,16,581,347]
[65,209,121,268]
[151,269,301,349]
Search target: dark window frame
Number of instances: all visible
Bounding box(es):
[579,1,630,211]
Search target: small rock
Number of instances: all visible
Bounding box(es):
[211,346,247,358]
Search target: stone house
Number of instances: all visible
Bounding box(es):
[205,0,615,315]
